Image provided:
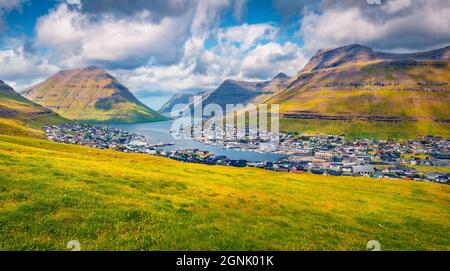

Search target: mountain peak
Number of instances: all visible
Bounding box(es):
[302,44,377,73]
[273,73,289,80]
[302,44,450,74]
[23,68,167,123]
[82,66,104,72]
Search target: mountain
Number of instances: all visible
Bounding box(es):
[264,44,450,139]
[22,66,167,123]
[202,73,290,110]
[158,73,290,116]
[0,80,67,136]
[300,44,450,73]
[158,90,212,116]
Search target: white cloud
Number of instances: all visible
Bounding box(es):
[217,23,277,51]
[0,45,59,90]
[299,0,450,52]
[35,3,193,68]
[115,40,307,97]
[190,0,230,36]
[240,42,306,79]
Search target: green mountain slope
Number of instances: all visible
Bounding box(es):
[22,66,167,124]
[0,80,67,137]
[265,44,450,139]
[0,134,449,250]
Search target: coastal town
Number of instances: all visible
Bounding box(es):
[44,123,450,185]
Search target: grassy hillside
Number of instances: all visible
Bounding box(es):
[265,46,450,139]
[0,134,449,250]
[0,81,67,137]
[23,66,167,124]
[280,118,450,139]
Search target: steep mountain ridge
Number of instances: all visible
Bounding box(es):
[158,90,212,116]
[265,44,450,138]
[300,44,450,74]
[23,66,167,123]
[159,73,290,115]
[0,80,66,136]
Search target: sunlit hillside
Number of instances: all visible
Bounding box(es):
[265,45,450,139]
[0,81,67,137]
[22,66,167,124]
[0,134,449,250]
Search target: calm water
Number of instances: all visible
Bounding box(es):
[108,121,285,162]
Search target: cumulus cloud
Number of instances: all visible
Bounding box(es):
[240,42,306,79]
[217,23,277,51]
[35,3,194,69]
[0,43,59,90]
[295,0,450,53]
[34,0,240,70]
[28,0,287,95]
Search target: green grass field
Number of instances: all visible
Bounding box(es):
[0,134,449,250]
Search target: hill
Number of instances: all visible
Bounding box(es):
[0,133,449,250]
[158,90,212,116]
[22,66,167,124]
[157,73,289,117]
[203,73,290,111]
[0,80,67,137]
[265,44,450,139]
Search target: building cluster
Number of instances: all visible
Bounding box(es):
[45,123,449,185]
[193,126,450,184]
[44,123,151,153]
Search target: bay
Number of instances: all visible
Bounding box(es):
[108,120,285,162]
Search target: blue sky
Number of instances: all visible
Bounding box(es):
[0,0,449,110]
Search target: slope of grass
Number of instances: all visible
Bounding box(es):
[0,87,67,137]
[0,134,449,251]
[24,69,168,124]
[280,118,450,139]
[266,61,450,139]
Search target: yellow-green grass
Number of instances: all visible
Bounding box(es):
[401,154,431,160]
[280,118,450,139]
[276,89,450,120]
[406,165,450,174]
[0,134,449,250]
[0,92,67,137]
[265,61,450,139]
[25,76,167,124]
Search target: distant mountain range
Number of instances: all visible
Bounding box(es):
[159,72,290,116]
[22,66,167,123]
[1,44,449,139]
[160,44,450,138]
[266,44,450,138]
[0,80,66,136]
[158,90,212,116]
